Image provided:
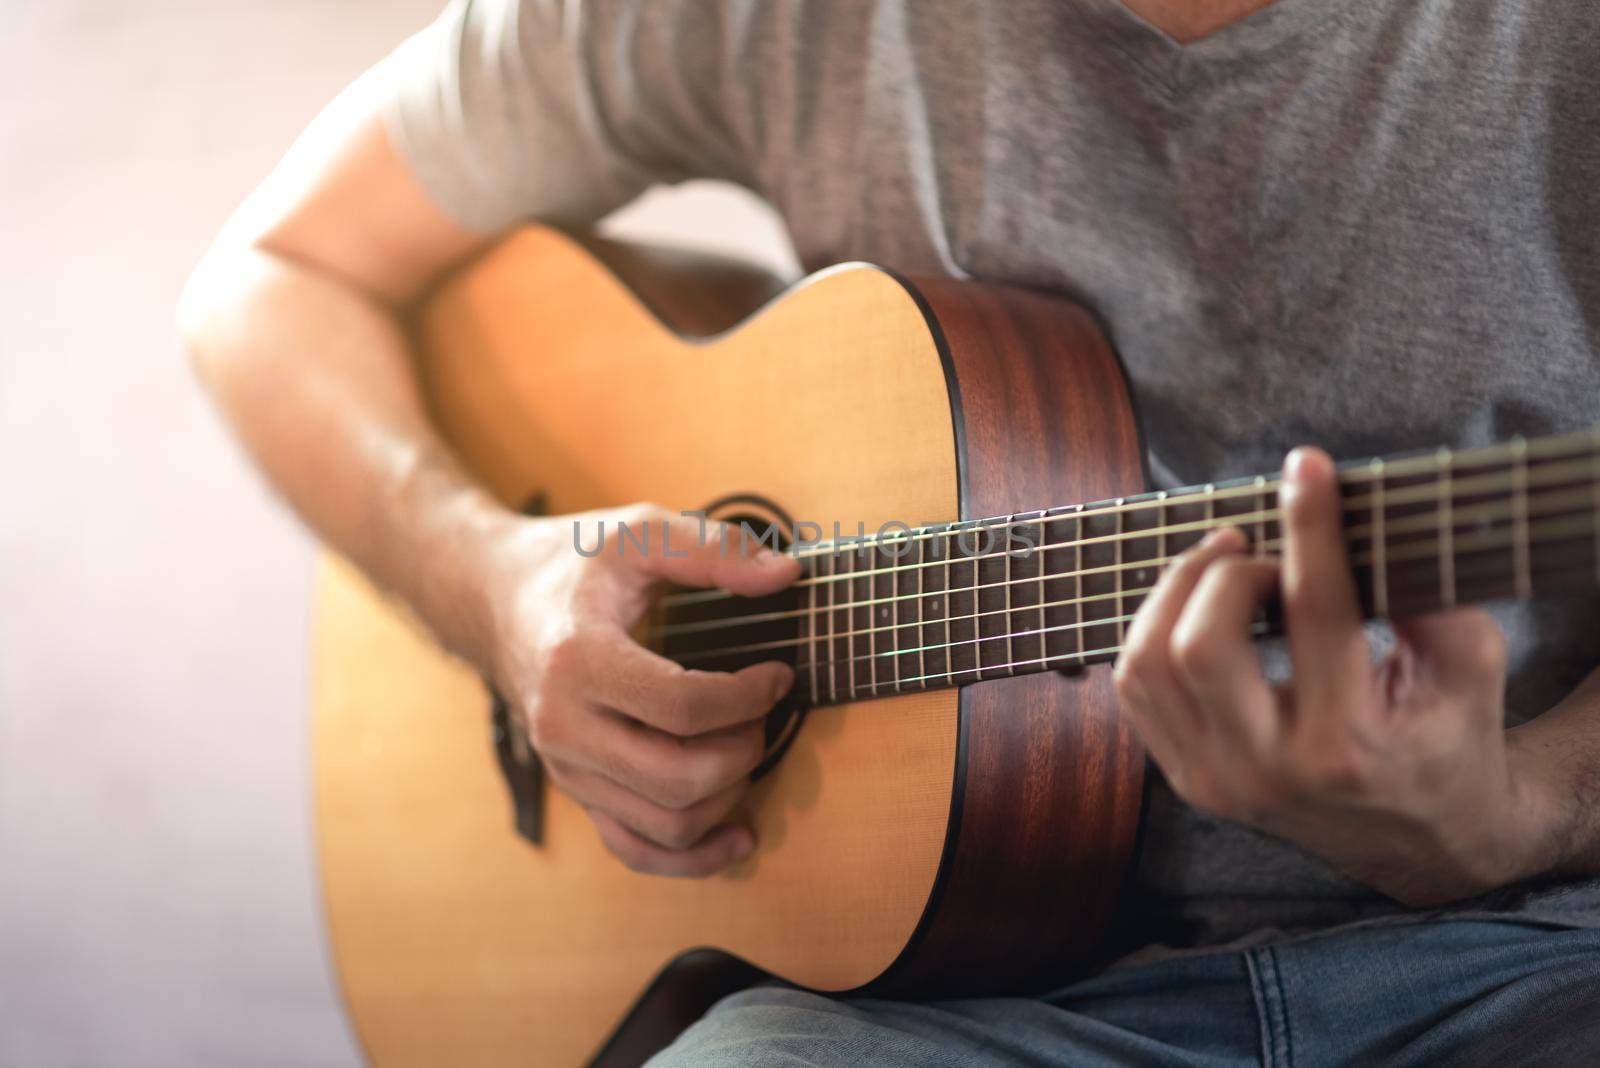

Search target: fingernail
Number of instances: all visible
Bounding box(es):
[1284,446,1320,482]
[771,666,796,703]
[731,828,756,859]
[1205,526,1244,550]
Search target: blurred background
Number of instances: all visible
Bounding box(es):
[0,2,794,1064]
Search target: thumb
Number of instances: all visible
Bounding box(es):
[1391,607,1507,699]
[626,510,801,596]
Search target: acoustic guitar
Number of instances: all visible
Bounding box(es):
[313,226,1600,1067]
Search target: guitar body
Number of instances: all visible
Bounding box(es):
[313,228,1147,1067]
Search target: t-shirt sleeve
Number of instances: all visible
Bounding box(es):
[381,0,762,234]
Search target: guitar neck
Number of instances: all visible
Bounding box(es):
[658,427,1600,708]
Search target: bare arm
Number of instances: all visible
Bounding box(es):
[180,71,797,877]
[179,75,506,667]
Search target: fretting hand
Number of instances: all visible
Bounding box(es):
[1113,447,1555,905]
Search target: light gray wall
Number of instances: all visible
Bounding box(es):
[0,3,792,1065]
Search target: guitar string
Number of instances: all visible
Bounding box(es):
[671,429,1598,594]
[795,537,1600,695]
[665,509,1598,669]
[805,619,1282,694]
[653,483,1599,642]
[658,481,1598,638]
[759,433,1597,697]
[812,621,1285,696]
[660,445,1600,608]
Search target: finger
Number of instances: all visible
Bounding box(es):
[588,808,754,878]
[582,627,794,735]
[1391,607,1507,702]
[1115,528,1247,778]
[1280,447,1370,695]
[621,509,801,597]
[547,758,748,851]
[1123,525,1250,663]
[552,708,767,810]
[1169,556,1283,753]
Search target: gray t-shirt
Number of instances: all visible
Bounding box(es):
[382,0,1600,952]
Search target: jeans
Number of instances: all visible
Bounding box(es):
[649,920,1600,1067]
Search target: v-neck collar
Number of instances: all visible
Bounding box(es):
[1081,0,1366,92]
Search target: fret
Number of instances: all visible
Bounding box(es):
[1253,476,1268,556]
[851,541,875,698]
[1214,479,1259,535]
[1079,503,1120,657]
[913,528,928,686]
[1036,511,1048,653]
[940,524,955,685]
[1004,514,1017,673]
[864,546,876,697]
[833,549,857,700]
[971,523,987,681]
[976,519,1012,676]
[837,549,855,702]
[1348,454,1462,616]
[1028,511,1047,668]
[1074,506,1086,666]
[1255,475,1279,633]
[892,530,918,691]
[818,551,839,703]
[917,525,948,686]
[1038,508,1077,670]
[877,536,900,688]
[1423,443,1600,607]
[802,554,820,705]
[870,539,894,695]
[1370,459,1389,617]
[1437,447,1455,608]
[1510,437,1531,598]
[1113,500,1126,649]
[946,522,980,682]
[1007,511,1045,672]
[1164,486,1211,557]
[1155,491,1168,574]
[1120,497,1161,638]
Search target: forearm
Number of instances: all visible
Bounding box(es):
[179,245,512,672]
[1507,668,1600,881]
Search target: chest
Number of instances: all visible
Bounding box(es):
[770,6,1599,475]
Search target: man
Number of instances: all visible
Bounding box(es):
[180,0,1600,1063]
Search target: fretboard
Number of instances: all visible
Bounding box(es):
[656,428,1600,707]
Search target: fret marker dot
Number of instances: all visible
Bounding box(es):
[880,607,890,620]
[931,599,941,611]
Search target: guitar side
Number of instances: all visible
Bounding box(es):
[312,229,1146,1067]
